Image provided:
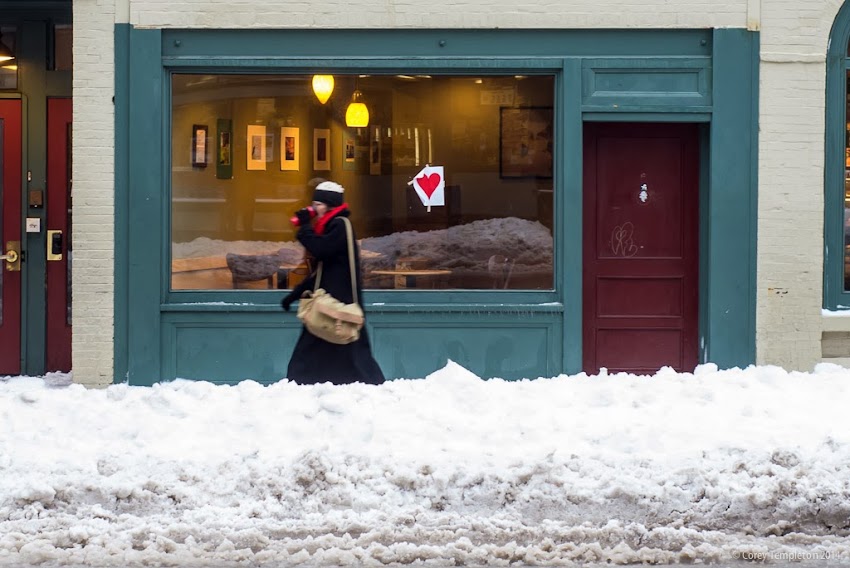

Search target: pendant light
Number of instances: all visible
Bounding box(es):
[345,89,369,127]
[311,75,334,104]
[0,32,15,64]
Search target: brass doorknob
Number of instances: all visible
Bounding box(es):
[1,250,18,263]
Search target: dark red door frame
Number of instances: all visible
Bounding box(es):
[0,100,22,375]
[582,122,699,374]
[46,98,72,372]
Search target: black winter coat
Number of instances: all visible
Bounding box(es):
[286,209,385,385]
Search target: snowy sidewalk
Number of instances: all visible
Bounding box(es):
[1,362,850,566]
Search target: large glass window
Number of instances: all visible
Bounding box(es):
[170,73,555,291]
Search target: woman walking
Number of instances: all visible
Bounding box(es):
[281,181,385,385]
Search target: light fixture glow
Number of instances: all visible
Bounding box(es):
[345,90,369,127]
[311,75,334,104]
[0,32,14,64]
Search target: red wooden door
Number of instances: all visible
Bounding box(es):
[0,100,22,374]
[583,123,699,374]
[46,98,72,372]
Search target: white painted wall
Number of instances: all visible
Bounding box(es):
[72,0,118,386]
[71,0,848,384]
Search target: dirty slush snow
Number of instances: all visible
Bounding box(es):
[2,362,850,566]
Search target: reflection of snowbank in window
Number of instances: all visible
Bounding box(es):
[172,216,553,281]
[360,217,552,275]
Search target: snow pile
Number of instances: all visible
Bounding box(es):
[2,363,850,566]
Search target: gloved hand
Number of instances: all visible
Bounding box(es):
[294,207,313,227]
[281,290,299,311]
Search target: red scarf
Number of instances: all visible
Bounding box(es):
[313,203,349,235]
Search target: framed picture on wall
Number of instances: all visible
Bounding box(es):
[313,128,330,171]
[191,124,208,168]
[247,124,266,171]
[216,119,233,179]
[369,125,381,175]
[499,106,553,179]
[342,129,357,171]
[280,127,299,171]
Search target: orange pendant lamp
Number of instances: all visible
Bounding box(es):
[345,90,369,127]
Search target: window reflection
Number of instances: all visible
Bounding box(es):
[170,74,555,291]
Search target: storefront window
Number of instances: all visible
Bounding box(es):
[170,73,555,291]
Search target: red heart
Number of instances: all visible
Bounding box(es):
[416,173,441,199]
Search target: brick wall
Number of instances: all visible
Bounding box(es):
[72,0,116,387]
[128,1,748,29]
[756,0,844,369]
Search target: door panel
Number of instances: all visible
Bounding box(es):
[46,98,72,372]
[583,123,699,374]
[0,100,22,375]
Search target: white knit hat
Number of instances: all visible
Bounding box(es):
[312,181,345,207]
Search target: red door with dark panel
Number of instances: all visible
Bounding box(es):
[583,123,699,374]
[0,100,22,374]
[46,98,72,372]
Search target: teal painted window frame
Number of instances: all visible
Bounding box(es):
[825,5,850,309]
[162,60,566,307]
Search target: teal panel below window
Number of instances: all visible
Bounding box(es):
[371,315,561,381]
[164,320,302,384]
[157,312,562,385]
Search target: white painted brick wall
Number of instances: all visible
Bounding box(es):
[756,0,844,370]
[128,1,748,29]
[72,0,850,382]
[73,0,116,387]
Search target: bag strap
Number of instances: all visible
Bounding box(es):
[313,217,358,300]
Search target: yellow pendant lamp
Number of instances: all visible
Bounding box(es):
[345,90,369,127]
[311,75,334,104]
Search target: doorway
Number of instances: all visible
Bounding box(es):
[582,122,699,374]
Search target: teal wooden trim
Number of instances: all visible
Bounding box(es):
[583,112,712,122]
[165,289,559,306]
[706,28,758,367]
[581,57,711,109]
[163,58,565,71]
[162,29,712,59]
[20,20,48,375]
[748,34,759,352]
[824,5,850,309]
[562,58,583,374]
[126,28,163,384]
[114,23,130,383]
[161,302,565,313]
